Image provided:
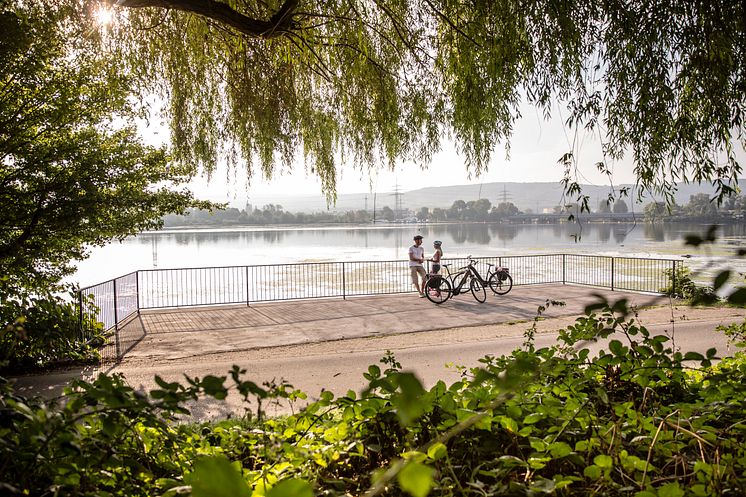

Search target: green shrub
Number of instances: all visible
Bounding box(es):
[2,301,746,496]
[661,263,718,304]
[0,288,104,373]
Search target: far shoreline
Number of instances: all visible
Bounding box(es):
[156,218,746,232]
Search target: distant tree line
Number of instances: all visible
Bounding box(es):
[643,193,746,222]
[162,199,524,226]
[162,204,373,226]
[163,194,746,227]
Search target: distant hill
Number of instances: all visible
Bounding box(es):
[245,181,745,214]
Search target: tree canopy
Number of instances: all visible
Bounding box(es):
[97,0,745,202]
[0,1,210,291]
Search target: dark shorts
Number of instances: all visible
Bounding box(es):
[431,264,441,274]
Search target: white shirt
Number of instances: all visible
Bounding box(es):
[408,245,424,267]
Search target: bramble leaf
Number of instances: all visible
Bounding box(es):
[398,461,434,497]
[190,455,250,497]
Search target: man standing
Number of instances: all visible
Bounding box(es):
[409,235,427,297]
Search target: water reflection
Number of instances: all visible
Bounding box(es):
[613,226,628,244]
[74,222,746,287]
[598,224,611,242]
[131,222,746,252]
[493,224,517,242]
[644,223,665,242]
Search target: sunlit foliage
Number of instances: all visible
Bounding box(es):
[0,1,212,291]
[3,302,746,495]
[99,0,745,202]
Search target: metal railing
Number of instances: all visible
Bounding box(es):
[78,254,679,337]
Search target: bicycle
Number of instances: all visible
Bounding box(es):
[423,271,452,304]
[425,257,486,303]
[484,262,513,295]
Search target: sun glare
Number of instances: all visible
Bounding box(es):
[94,5,114,26]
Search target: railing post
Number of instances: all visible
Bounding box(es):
[77,286,84,340]
[611,257,615,291]
[342,262,346,300]
[672,260,676,297]
[135,271,140,315]
[562,254,566,285]
[113,278,119,331]
[245,266,250,306]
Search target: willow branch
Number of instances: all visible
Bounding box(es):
[114,0,299,38]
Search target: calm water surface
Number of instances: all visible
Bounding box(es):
[72,222,746,287]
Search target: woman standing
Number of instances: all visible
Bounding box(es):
[430,240,443,274]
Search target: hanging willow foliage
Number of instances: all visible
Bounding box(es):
[94,0,745,201]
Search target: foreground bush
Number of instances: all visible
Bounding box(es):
[0,289,104,373]
[2,300,746,496]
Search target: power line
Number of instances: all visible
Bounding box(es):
[390,182,404,220]
[499,184,513,204]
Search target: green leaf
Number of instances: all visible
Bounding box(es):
[393,372,427,425]
[499,415,519,433]
[596,387,609,404]
[657,482,685,497]
[683,351,704,361]
[427,442,447,461]
[367,365,381,378]
[608,339,625,356]
[398,372,425,398]
[529,478,556,493]
[497,455,527,467]
[266,479,312,497]
[690,484,708,497]
[402,451,427,463]
[523,412,543,424]
[584,302,608,314]
[398,461,434,497]
[583,465,601,479]
[593,454,613,469]
[190,455,251,497]
[548,442,572,458]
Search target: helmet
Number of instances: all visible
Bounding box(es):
[413,235,423,240]
[433,240,442,246]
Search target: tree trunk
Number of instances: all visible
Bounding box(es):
[115,0,299,38]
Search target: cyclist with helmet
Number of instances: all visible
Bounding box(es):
[430,240,443,274]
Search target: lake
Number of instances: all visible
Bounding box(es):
[71,222,746,288]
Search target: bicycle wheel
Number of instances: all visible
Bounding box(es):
[489,272,513,295]
[470,277,487,303]
[425,275,452,304]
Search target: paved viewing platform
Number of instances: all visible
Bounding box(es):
[109,284,664,362]
[13,283,746,420]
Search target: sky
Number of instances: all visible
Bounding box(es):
[177,103,644,208]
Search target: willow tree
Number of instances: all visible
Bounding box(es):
[100,0,744,202]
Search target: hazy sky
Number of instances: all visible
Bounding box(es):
[183,106,645,206]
